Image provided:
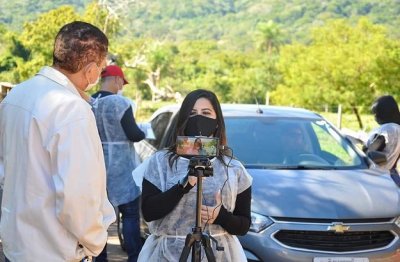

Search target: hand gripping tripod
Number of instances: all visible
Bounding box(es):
[179,157,224,262]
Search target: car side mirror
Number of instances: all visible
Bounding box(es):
[367,151,387,165]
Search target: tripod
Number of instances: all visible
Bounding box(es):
[179,157,224,262]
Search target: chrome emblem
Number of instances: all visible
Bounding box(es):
[327,222,350,234]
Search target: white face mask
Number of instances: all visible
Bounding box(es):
[85,63,101,91]
[117,89,123,96]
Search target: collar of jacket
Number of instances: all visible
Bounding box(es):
[36,66,81,98]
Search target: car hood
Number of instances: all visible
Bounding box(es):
[248,167,400,219]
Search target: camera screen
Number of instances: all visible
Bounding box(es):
[176,136,219,157]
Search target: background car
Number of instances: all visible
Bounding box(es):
[135,104,400,262]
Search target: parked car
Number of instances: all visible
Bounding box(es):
[135,104,400,262]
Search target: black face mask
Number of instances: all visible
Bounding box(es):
[184,115,218,137]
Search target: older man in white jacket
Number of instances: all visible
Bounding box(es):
[0,21,115,261]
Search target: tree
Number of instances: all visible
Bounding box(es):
[271,18,400,129]
[84,1,121,36]
[13,6,81,81]
[0,3,121,83]
[255,20,284,55]
[122,40,179,102]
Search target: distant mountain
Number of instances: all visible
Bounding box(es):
[2,0,400,49]
[0,0,90,29]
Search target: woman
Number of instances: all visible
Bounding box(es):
[367,95,400,170]
[139,89,252,261]
[184,137,204,156]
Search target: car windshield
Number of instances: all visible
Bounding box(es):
[225,117,366,169]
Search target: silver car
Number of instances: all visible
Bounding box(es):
[136,104,400,262]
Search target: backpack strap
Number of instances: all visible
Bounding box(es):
[390,151,400,187]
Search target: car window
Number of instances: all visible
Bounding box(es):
[310,120,362,166]
[148,112,173,148]
[227,118,284,165]
[225,117,365,169]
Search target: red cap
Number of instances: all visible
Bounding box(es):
[101,65,128,85]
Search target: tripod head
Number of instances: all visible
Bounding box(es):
[188,156,213,177]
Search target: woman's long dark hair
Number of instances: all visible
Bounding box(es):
[371,95,400,125]
[167,89,228,168]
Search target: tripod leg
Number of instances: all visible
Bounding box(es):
[201,234,216,262]
[179,234,196,262]
[192,240,202,262]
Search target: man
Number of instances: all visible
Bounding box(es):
[0,21,116,261]
[92,65,145,262]
[280,123,309,164]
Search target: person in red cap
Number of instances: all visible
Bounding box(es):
[92,65,145,262]
[101,64,129,86]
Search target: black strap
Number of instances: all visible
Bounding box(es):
[390,151,400,187]
[390,169,400,187]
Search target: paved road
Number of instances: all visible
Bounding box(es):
[0,222,128,261]
[101,222,128,261]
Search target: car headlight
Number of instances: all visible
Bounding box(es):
[394,216,400,228]
[249,212,273,233]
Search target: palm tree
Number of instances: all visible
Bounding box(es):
[256,20,284,55]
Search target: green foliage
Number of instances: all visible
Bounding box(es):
[21,6,80,57]
[1,1,400,125]
[107,38,277,103]
[0,3,119,83]
[3,1,400,49]
[272,18,400,114]
[7,6,80,82]
[0,0,90,31]
[82,2,120,37]
[255,20,285,54]
[320,111,377,133]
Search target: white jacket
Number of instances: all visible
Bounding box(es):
[0,66,116,261]
[368,123,400,170]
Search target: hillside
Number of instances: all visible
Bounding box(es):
[1,0,400,49]
[0,0,89,28]
[120,0,400,48]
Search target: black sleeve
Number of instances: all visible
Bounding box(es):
[213,186,251,235]
[120,106,145,142]
[141,178,194,222]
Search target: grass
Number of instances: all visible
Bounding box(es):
[133,100,378,133]
[319,112,377,133]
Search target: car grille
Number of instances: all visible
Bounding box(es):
[274,230,395,252]
[271,217,394,223]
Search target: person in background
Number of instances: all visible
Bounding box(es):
[366,95,400,172]
[183,137,203,156]
[0,21,115,261]
[92,65,145,262]
[139,89,252,261]
[280,123,308,164]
